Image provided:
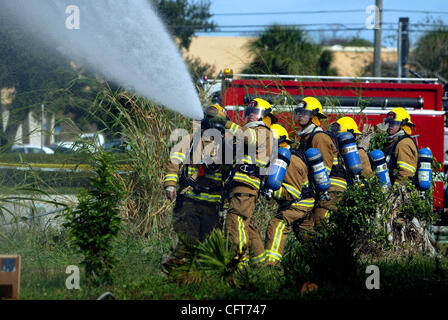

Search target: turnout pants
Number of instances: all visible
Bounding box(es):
[172,197,220,259]
[265,206,314,265]
[225,187,266,264]
[313,184,346,224]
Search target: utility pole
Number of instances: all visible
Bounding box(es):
[373,0,383,77]
[397,20,402,80]
[41,104,45,150]
[397,17,410,82]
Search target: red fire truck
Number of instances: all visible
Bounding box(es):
[205,69,447,213]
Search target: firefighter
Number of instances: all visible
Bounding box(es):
[382,107,418,185]
[329,116,373,179]
[162,104,228,272]
[264,124,315,266]
[208,98,275,265]
[294,96,347,224]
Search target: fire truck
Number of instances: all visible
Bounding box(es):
[199,69,448,213]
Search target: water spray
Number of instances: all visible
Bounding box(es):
[1,0,204,120]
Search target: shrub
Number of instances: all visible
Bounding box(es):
[368,130,388,151]
[167,229,240,285]
[63,152,126,285]
[396,180,439,226]
[282,177,390,290]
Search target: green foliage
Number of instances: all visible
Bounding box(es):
[396,180,439,225]
[281,223,362,290]
[359,255,448,299]
[168,229,240,284]
[282,177,390,289]
[368,130,388,151]
[63,152,126,285]
[411,28,448,80]
[242,25,337,76]
[152,0,215,50]
[2,219,448,300]
[91,89,192,233]
[341,37,373,47]
[331,177,390,248]
[196,229,236,275]
[361,61,398,77]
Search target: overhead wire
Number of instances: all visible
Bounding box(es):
[213,9,367,16]
[169,22,448,32]
[212,9,448,17]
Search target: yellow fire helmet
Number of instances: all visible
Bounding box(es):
[244,98,278,127]
[334,116,362,135]
[384,107,415,135]
[270,124,293,148]
[293,96,326,127]
[204,104,228,119]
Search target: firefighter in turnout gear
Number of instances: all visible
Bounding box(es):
[264,124,315,266]
[208,98,276,265]
[382,107,418,185]
[162,105,228,271]
[294,97,347,224]
[329,116,373,179]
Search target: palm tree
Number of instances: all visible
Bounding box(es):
[242,25,337,76]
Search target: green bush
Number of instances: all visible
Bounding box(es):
[282,177,390,290]
[397,180,439,225]
[368,130,388,151]
[63,152,126,285]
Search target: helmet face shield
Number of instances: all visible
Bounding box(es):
[243,106,263,119]
[384,111,399,125]
[384,111,399,126]
[384,111,411,126]
[293,107,312,120]
[384,119,402,127]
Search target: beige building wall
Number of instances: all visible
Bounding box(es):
[184,36,255,75]
[329,46,397,76]
[185,36,398,77]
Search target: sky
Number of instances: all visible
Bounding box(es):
[197,0,448,47]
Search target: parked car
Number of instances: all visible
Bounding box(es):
[47,142,80,153]
[11,144,54,154]
[104,138,130,153]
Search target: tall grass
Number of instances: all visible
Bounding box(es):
[91,89,194,234]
